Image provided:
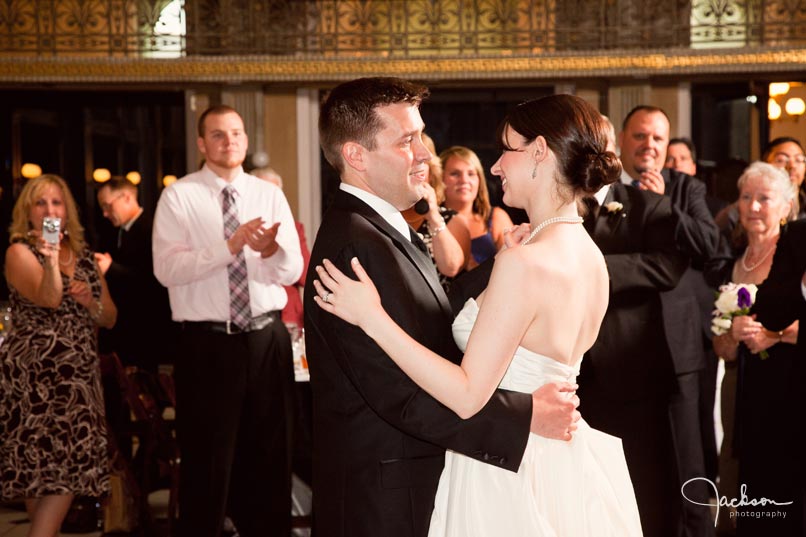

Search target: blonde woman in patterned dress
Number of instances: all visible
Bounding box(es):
[1,174,116,537]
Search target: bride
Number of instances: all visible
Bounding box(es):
[313,94,643,536]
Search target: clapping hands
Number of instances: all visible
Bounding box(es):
[634,169,666,195]
[227,217,281,258]
[94,252,112,275]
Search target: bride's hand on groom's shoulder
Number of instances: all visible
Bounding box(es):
[313,257,382,331]
[501,223,531,251]
[529,382,581,441]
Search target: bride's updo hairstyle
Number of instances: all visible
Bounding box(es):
[497,94,621,198]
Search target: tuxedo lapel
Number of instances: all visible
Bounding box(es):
[336,191,453,319]
[592,184,630,250]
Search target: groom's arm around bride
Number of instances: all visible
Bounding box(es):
[305,77,578,537]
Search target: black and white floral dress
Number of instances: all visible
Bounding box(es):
[0,242,109,500]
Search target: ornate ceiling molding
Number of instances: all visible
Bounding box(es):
[2,48,806,84]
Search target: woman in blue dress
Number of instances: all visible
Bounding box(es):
[439,146,513,269]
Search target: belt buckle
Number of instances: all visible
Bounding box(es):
[225,320,241,335]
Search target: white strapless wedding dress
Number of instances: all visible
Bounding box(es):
[429,299,643,536]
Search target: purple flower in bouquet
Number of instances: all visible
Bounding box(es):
[737,287,752,309]
[712,282,768,359]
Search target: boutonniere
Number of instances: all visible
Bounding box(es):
[603,201,624,216]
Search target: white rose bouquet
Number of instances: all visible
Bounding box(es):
[711,282,767,359]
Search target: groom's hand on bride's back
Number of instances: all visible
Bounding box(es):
[530,382,580,441]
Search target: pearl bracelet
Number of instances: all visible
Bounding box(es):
[92,299,103,321]
[429,222,447,237]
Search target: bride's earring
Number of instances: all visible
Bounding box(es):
[532,149,542,180]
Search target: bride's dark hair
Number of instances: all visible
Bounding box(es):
[496,94,621,195]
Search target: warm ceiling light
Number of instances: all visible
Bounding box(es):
[768,98,782,121]
[769,82,791,97]
[93,168,111,183]
[785,97,806,117]
[20,162,42,179]
[126,171,142,185]
[162,175,177,187]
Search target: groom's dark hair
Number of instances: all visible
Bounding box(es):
[319,77,429,173]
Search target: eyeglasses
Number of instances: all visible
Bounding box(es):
[99,193,124,212]
[772,154,806,166]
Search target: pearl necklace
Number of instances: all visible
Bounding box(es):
[522,216,584,245]
[740,243,776,272]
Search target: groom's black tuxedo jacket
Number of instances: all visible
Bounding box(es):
[581,182,688,401]
[304,190,532,537]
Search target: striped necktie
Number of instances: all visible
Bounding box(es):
[222,186,251,331]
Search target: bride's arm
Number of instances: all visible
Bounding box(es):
[314,251,535,419]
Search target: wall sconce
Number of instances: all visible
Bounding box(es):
[93,168,111,183]
[21,162,42,179]
[93,169,142,183]
[784,97,805,118]
[162,175,177,187]
[768,99,782,121]
[769,82,791,97]
[125,171,142,185]
[767,82,805,121]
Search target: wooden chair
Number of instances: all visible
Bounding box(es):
[100,353,180,535]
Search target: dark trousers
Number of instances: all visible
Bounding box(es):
[669,371,715,537]
[175,315,294,537]
[699,350,719,483]
[582,394,682,537]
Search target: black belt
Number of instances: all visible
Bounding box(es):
[181,310,279,335]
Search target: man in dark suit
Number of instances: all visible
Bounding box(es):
[753,219,806,535]
[96,177,175,371]
[619,106,720,537]
[578,178,688,537]
[665,135,724,486]
[305,77,579,537]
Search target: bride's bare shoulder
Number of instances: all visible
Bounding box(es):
[493,239,572,285]
[503,233,606,286]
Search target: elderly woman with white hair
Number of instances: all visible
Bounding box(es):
[706,161,802,536]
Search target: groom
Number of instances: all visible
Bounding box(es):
[304,77,580,537]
